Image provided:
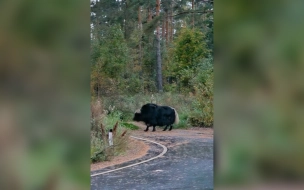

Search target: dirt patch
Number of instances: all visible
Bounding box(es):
[131,122,214,139]
[91,138,149,171]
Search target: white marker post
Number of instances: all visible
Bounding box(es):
[108,129,113,146]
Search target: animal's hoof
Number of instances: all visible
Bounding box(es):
[152,130,156,132]
[144,130,148,132]
[163,129,167,131]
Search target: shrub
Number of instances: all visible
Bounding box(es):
[90,122,130,163]
[91,131,108,162]
[175,118,189,129]
[90,99,131,163]
[189,62,214,127]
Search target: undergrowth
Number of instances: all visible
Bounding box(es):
[91,100,131,163]
[100,92,212,127]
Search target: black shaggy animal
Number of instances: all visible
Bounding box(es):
[133,103,179,132]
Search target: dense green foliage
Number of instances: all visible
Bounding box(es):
[190,59,214,126]
[167,28,209,91]
[174,28,208,69]
[90,0,213,96]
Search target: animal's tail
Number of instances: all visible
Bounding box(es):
[174,108,179,124]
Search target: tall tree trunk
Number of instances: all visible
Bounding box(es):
[124,0,128,39]
[165,11,169,44]
[156,36,163,92]
[148,7,152,22]
[156,0,163,92]
[147,5,153,92]
[138,6,142,30]
[138,6,143,82]
[192,0,195,28]
[170,3,173,42]
[162,17,165,38]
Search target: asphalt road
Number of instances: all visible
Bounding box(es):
[91,134,213,190]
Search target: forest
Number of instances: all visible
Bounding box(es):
[90,0,213,161]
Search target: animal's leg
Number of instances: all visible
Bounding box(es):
[169,125,173,131]
[152,125,156,132]
[144,125,149,132]
[163,125,168,131]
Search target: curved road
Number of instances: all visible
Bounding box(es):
[91,129,213,190]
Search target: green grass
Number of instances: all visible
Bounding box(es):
[121,122,139,130]
[175,119,189,129]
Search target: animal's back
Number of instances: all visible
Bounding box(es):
[141,103,158,114]
[140,103,158,125]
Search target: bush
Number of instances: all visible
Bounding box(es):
[189,61,214,127]
[91,132,108,162]
[90,99,131,163]
[175,118,189,129]
[90,124,130,163]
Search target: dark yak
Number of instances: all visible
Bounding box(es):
[133,103,179,132]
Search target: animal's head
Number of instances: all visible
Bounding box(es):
[133,109,142,121]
